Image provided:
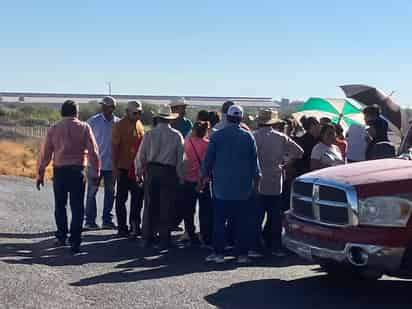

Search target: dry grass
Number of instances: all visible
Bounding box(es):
[0,138,53,179]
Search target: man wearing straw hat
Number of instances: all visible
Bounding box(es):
[136,105,185,251]
[170,97,193,138]
[252,109,303,257]
[169,97,193,231]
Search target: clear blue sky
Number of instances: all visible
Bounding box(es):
[2,1,412,105]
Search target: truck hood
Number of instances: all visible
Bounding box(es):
[303,159,412,187]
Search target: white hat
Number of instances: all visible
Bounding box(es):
[169,97,188,108]
[127,100,143,112]
[100,96,117,107]
[227,105,244,119]
[156,104,179,120]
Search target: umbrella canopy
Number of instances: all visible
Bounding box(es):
[293,97,364,131]
[340,84,402,131]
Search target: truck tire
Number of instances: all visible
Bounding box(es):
[320,263,382,281]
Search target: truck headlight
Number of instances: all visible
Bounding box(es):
[359,197,412,227]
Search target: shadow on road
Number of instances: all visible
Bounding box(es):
[0,231,303,284]
[205,277,412,309]
[0,232,55,239]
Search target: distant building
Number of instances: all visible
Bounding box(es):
[276,98,304,113]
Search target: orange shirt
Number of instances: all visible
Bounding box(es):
[112,118,145,170]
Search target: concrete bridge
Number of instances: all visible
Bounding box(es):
[0,92,279,109]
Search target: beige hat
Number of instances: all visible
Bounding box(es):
[127,100,143,113]
[257,109,280,125]
[157,104,179,120]
[100,96,117,107]
[169,97,188,108]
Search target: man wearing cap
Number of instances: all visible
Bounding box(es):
[37,100,101,253]
[252,109,303,257]
[136,105,185,250]
[84,96,120,230]
[211,101,251,136]
[170,97,193,138]
[112,101,145,237]
[199,105,261,264]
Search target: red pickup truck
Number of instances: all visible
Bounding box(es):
[283,129,412,280]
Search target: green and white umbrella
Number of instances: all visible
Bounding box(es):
[293,97,365,131]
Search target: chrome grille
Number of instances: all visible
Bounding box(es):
[291,178,358,226]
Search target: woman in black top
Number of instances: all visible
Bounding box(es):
[294,117,321,176]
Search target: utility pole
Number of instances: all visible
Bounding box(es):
[106,81,112,95]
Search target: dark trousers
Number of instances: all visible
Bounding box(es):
[213,199,251,256]
[85,171,115,225]
[53,166,86,245]
[171,184,185,227]
[182,182,213,244]
[255,194,282,251]
[115,169,144,233]
[143,163,178,247]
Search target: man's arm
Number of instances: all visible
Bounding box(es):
[36,129,54,190]
[112,122,121,178]
[250,135,261,193]
[198,136,217,191]
[135,133,149,180]
[285,136,304,160]
[85,124,101,180]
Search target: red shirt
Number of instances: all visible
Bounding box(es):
[37,117,101,180]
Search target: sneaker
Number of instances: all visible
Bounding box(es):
[54,239,67,247]
[205,253,225,264]
[117,230,130,238]
[237,256,252,264]
[179,232,191,242]
[129,229,141,238]
[101,222,117,230]
[248,250,264,258]
[70,243,81,254]
[83,223,99,231]
[272,249,288,257]
[171,226,184,232]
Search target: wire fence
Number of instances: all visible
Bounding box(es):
[0,125,49,138]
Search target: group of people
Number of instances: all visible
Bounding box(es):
[36,96,393,261]
[294,105,395,177]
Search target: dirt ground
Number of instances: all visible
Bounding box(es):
[0,137,52,179]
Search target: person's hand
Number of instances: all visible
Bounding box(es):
[36,179,44,191]
[196,177,207,193]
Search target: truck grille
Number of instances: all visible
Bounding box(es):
[291,179,352,226]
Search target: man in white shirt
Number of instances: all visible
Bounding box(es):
[346,123,368,162]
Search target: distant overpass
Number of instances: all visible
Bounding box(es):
[0,92,278,108]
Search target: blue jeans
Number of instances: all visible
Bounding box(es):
[53,166,86,245]
[253,194,282,251]
[213,198,252,256]
[85,171,115,225]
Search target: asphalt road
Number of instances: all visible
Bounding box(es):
[0,176,411,309]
